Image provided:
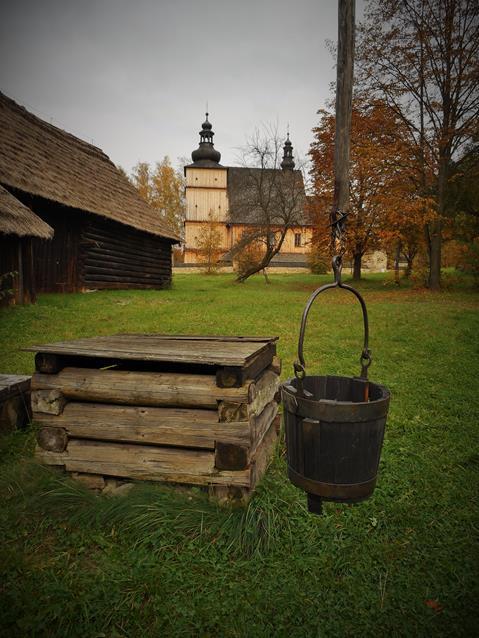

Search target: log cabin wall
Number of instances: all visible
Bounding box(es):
[80,216,173,290]
[8,190,173,293]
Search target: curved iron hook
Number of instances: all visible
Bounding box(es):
[295,256,371,382]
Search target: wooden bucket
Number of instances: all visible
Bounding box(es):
[281,273,390,514]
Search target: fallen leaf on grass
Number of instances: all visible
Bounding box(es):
[425,599,443,613]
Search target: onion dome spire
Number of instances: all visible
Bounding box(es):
[191,112,221,165]
[281,131,295,171]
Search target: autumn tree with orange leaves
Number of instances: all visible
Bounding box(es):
[357,0,479,289]
[309,99,433,280]
[130,157,185,237]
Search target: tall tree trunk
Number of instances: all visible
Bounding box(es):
[428,221,442,289]
[235,229,288,283]
[352,252,361,280]
[428,154,447,290]
[394,240,401,286]
[404,252,414,279]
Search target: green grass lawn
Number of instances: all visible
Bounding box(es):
[1,272,478,637]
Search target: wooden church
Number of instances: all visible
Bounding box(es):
[183,114,312,265]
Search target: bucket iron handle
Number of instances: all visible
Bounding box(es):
[294,256,372,382]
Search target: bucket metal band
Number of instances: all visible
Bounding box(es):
[288,467,378,502]
[282,379,390,422]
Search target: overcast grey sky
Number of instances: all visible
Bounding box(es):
[0,0,364,173]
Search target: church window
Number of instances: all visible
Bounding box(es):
[294,233,302,247]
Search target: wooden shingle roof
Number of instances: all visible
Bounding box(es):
[0,92,179,242]
[226,167,309,225]
[0,184,53,239]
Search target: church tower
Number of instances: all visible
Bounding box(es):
[280,132,295,171]
[184,113,229,263]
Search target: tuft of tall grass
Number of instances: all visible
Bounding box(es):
[0,437,313,560]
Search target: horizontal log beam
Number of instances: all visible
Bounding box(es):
[83,258,167,277]
[82,244,168,268]
[34,402,251,449]
[36,439,252,487]
[214,402,278,470]
[82,274,169,285]
[83,228,168,252]
[218,370,280,422]
[216,345,276,388]
[83,265,165,279]
[81,281,170,290]
[32,367,254,409]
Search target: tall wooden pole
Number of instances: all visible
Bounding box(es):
[331,0,355,251]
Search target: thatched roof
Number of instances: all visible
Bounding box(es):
[0,185,53,239]
[0,92,179,242]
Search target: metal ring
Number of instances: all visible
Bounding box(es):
[294,361,306,380]
[360,350,372,368]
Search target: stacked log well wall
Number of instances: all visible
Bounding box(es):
[31,337,280,501]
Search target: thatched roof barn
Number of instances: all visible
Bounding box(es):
[0,92,179,302]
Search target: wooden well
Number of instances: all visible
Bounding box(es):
[26,334,281,501]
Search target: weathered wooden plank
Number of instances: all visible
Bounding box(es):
[24,334,277,367]
[58,439,251,487]
[31,368,253,409]
[251,369,281,412]
[0,374,31,401]
[250,420,279,489]
[251,401,278,447]
[216,343,276,388]
[118,334,278,343]
[218,369,280,422]
[214,402,279,470]
[34,403,251,449]
[211,419,279,502]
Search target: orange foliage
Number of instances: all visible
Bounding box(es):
[309,99,435,272]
